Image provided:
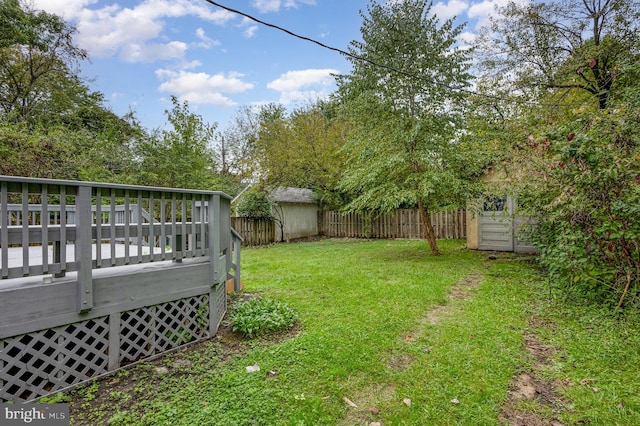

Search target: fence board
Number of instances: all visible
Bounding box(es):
[319,209,466,240]
[231,217,275,246]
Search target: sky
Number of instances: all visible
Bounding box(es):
[30,0,508,132]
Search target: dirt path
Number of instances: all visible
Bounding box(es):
[500,317,570,426]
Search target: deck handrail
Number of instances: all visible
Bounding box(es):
[1,175,233,313]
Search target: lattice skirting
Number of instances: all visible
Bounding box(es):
[1,290,223,403]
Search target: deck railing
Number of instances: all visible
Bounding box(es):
[1,177,234,299]
[1,176,241,402]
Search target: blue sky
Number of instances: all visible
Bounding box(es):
[31,0,506,131]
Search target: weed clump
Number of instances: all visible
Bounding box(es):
[229,297,298,338]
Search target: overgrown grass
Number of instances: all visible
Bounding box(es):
[66,239,640,425]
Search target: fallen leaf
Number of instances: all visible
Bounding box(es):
[403,398,411,407]
[370,407,380,414]
[580,378,596,385]
[451,398,460,404]
[423,346,430,353]
[343,397,358,408]
[592,387,599,392]
[618,402,624,409]
[371,423,382,426]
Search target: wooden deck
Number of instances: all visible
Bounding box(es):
[0,176,241,402]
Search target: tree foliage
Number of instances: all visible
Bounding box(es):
[135,96,221,190]
[336,0,475,255]
[0,0,89,123]
[253,100,349,207]
[234,186,274,219]
[479,0,640,110]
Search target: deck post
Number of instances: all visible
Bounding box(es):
[108,312,120,371]
[208,194,221,286]
[76,185,94,313]
[220,196,231,277]
[234,234,241,292]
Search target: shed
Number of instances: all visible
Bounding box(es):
[270,187,319,242]
[466,170,537,253]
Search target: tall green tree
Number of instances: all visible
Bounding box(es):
[254,100,349,207]
[0,0,88,123]
[336,0,474,255]
[217,105,261,181]
[135,96,219,190]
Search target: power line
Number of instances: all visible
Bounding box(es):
[199,0,573,108]
[202,0,477,94]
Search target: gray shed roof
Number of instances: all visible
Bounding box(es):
[270,187,315,204]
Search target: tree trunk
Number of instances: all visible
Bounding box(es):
[417,198,440,255]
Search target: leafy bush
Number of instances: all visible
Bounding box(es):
[515,85,640,308]
[234,188,274,219]
[229,297,298,338]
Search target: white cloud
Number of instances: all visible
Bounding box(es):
[156,70,254,107]
[244,25,259,38]
[432,0,469,20]
[31,0,234,62]
[457,31,477,48]
[467,0,526,30]
[30,0,96,18]
[267,69,338,104]
[121,41,188,63]
[252,0,316,13]
[252,0,281,13]
[195,28,221,49]
[284,0,317,8]
[240,17,259,38]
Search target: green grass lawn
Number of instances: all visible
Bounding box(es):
[65,239,640,425]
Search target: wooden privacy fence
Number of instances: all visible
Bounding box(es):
[319,209,466,240]
[0,175,240,403]
[231,217,275,246]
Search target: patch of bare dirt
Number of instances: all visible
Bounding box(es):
[500,321,570,426]
[420,273,482,327]
[386,353,414,371]
[339,384,395,426]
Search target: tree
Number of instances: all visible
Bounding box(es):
[217,105,261,181]
[336,0,474,255]
[473,1,640,307]
[135,96,219,190]
[0,0,88,123]
[234,186,274,219]
[254,100,349,207]
[478,0,640,110]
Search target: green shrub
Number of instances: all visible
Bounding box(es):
[229,297,298,338]
[515,79,640,308]
[235,188,274,219]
